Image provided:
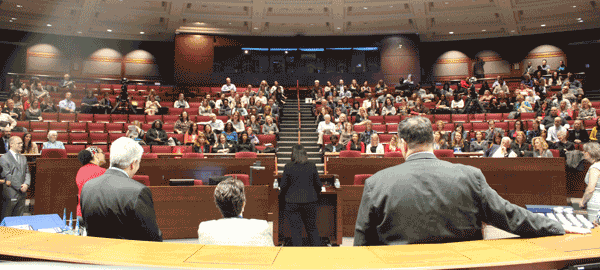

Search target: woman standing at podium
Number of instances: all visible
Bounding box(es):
[75,147,106,219]
[280,145,322,246]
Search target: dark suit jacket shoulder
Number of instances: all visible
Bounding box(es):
[81,169,162,242]
[280,162,322,203]
[353,152,564,246]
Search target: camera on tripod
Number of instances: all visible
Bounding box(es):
[118,78,129,102]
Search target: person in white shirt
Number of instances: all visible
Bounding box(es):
[317,114,337,145]
[221,77,236,94]
[547,117,567,143]
[336,79,348,97]
[491,137,518,158]
[255,91,267,106]
[209,113,224,133]
[366,133,384,154]
[58,92,76,113]
[16,83,29,98]
[198,178,273,247]
[451,94,464,114]
[491,76,506,88]
[173,93,190,109]
[240,92,250,108]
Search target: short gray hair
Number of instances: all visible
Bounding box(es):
[110,137,144,169]
[501,137,511,144]
[557,130,567,137]
[47,130,58,139]
[397,117,433,149]
[584,142,600,163]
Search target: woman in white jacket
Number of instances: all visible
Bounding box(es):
[366,133,384,154]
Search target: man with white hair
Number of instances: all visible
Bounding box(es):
[81,137,162,242]
[221,77,236,94]
[0,136,30,220]
[551,130,575,157]
[317,114,337,146]
[209,113,224,134]
[486,137,517,158]
[547,117,567,143]
[42,130,65,150]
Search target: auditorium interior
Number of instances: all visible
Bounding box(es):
[0,0,600,269]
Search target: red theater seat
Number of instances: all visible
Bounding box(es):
[109,133,125,143]
[58,113,76,123]
[550,149,560,158]
[69,122,87,133]
[132,175,150,186]
[435,114,451,122]
[40,149,68,158]
[69,133,89,144]
[30,122,49,132]
[235,152,257,158]
[142,153,158,159]
[163,115,179,123]
[41,112,58,122]
[65,144,85,154]
[106,123,124,133]
[340,150,361,158]
[434,149,455,158]
[152,145,173,153]
[49,122,68,132]
[111,114,128,123]
[129,114,145,123]
[387,124,398,134]
[452,114,468,123]
[224,174,250,185]
[194,180,204,186]
[372,125,386,133]
[88,123,106,133]
[182,153,204,158]
[368,116,384,125]
[93,114,110,123]
[354,174,373,185]
[89,133,108,144]
[384,115,400,124]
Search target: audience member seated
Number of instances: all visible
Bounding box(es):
[2,99,21,121]
[527,119,542,143]
[42,130,65,150]
[433,131,449,150]
[492,78,509,95]
[147,89,161,102]
[261,115,278,136]
[532,137,553,158]
[235,131,256,153]
[547,117,568,143]
[174,111,192,135]
[354,107,370,125]
[146,120,168,145]
[192,134,211,154]
[127,121,146,141]
[435,94,451,114]
[25,99,42,122]
[339,122,354,147]
[366,134,384,154]
[510,131,529,157]
[223,122,238,143]
[246,127,259,145]
[58,92,76,113]
[385,135,403,153]
[198,178,273,246]
[199,100,212,116]
[184,124,201,145]
[218,99,232,116]
[450,93,465,113]
[360,121,377,146]
[15,83,29,98]
[232,102,248,117]
[374,79,387,94]
[551,130,575,157]
[317,114,337,146]
[569,120,589,144]
[227,111,245,133]
[21,133,39,154]
[59,74,76,89]
[578,98,596,120]
[97,93,111,113]
[145,96,161,115]
[208,114,224,134]
[347,133,365,153]
[484,120,504,142]
[470,131,488,152]
[80,89,99,114]
[213,133,234,154]
[221,77,236,94]
[514,94,533,114]
[485,137,517,158]
[203,124,217,146]
[451,131,469,153]
[173,93,190,109]
[381,98,396,116]
[255,91,267,107]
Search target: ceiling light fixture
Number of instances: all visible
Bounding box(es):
[16,5,22,8]
[390,6,393,8]
[140,31,145,34]
[578,18,582,20]
[449,31,454,34]
[47,24,52,27]
[541,24,546,27]
[77,31,82,34]
[573,5,577,7]
[337,27,341,29]
[511,30,515,32]
[482,29,486,31]
[363,7,367,9]
[310,23,314,26]
[244,50,248,54]
[228,22,231,24]
[254,27,258,29]
[107,29,112,32]
[11,18,16,20]
[9,20,13,23]
[284,51,288,54]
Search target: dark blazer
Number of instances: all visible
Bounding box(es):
[354,152,564,246]
[193,144,211,153]
[280,162,322,204]
[81,169,162,242]
[551,141,575,157]
[569,129,589,143]
[323,143,342,154]
[510,142,530,157]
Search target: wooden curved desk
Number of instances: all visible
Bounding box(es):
[0,227,599,269]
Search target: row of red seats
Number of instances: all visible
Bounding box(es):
[17,131,277,148]
[346,112,569,125]
[21,113,228,124]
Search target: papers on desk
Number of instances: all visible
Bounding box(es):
[9,224,33,231]
[38,227,64,233]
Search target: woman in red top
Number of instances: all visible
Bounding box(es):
[385,135,403,153]
[76,146,106,217]
[346,133,365,153]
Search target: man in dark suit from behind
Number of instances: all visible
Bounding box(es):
[81,137,162,242]
[354,116,575,246]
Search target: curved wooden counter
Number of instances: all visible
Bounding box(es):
[0,227,599,269]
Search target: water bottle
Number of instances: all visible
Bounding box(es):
[334,178,341,189]
[273,179,279,189]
